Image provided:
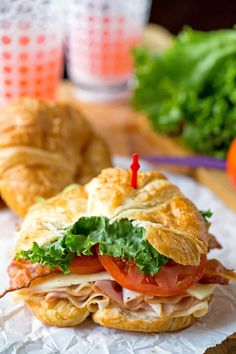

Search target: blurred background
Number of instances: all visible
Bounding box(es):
[0,0,235,212]
[150,0,236,33]
[63,0,236,78]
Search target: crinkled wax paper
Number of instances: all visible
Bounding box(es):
[0,156,235,354]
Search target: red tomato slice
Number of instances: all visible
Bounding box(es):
[226,138,236,188]
[98,254,207,296]
[70,255,104,274]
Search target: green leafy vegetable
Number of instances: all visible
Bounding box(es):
[16,238,75,273]
[63,184,79,193]
[132,28,236,158]
[16,217,168,275]
[35,197,46,204]
[200,209,213,224]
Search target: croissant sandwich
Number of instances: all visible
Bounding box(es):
[0,98,111,217]
[1,168,236,332]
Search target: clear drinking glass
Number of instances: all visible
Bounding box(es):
[0,0,64,105]
[65,0,152,102]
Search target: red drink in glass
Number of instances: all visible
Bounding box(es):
[0,1,63,105]
[66,0,151,102]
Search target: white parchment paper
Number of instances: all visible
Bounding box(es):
[0,156,236,354]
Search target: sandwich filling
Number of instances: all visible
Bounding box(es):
[3,215,236,322]
[15,272,215,320]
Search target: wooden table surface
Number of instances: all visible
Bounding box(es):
[57,82,236,353]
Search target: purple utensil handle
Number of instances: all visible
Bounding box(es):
[143,155,226,170]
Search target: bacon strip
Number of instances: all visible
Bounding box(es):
[1,256,235,302]
[200,259,236,285]
[208,234,222,251]
[0,260,57,298]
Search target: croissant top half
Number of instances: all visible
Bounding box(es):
[15,168,209,266]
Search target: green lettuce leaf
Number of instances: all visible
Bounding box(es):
[200,209,213,224]
[16,217,168,275]
[132,28,236,158]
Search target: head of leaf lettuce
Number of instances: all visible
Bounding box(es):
[132,27,236,159]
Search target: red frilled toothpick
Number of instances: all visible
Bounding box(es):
[130,153,140,189]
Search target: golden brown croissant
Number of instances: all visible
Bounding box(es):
[16,168,208,264]
[0,98,111,217]
[3,168,222,332]
[3,168,235,333]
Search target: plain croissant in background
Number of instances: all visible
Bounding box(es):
[0,98,112,217]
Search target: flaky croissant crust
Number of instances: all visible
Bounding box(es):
[14,167,210,330]
[27,298,197,331]
[15,168,209,266]
[0,98,111,217]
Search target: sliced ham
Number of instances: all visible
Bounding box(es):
[122,289,208,316]
[42,281,209,318]
[200,259,236,285]
[14,274,216,319]
[123,293,152,311]
[44,283,94,302]
[45,289,110,313]
[93,280,124,307]
[161,296,196,317]
[45,292,89,303]
[31,279,204,317]
[35,283,93,298]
